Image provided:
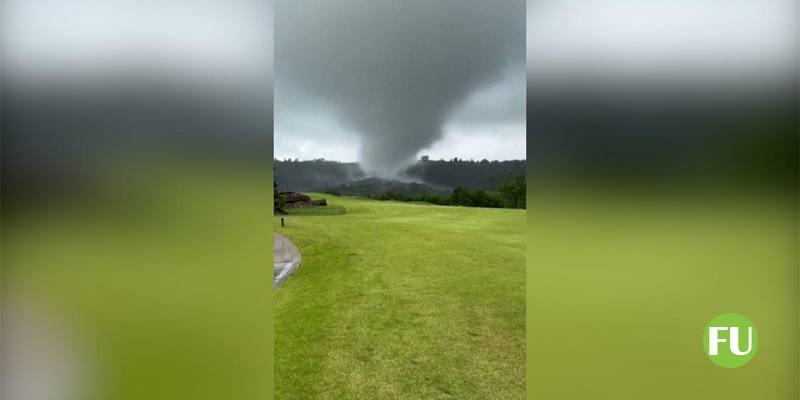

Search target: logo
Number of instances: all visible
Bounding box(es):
[703,313,758,368]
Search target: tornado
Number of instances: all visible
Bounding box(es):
[276,0,524,177]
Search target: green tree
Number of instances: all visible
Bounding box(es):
[451,185,471,206]
[497,174,526,209]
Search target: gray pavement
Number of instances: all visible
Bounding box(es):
[274,233,302,288]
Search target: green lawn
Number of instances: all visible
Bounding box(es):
[274,194,526,399]
[284,204,347,216]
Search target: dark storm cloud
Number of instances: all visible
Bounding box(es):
[276,0,525,177]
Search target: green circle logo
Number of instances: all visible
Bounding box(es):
[703,313,758,368]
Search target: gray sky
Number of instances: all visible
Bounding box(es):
[526,0,796,87]
[275,64,526,163]
[275,0,796,171]
[4,0,271,81]
[5,0,792,169]
[3,0,274,173]
[274,0,526,176]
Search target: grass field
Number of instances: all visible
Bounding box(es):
[284,204,347,216]
[274,194,526,399]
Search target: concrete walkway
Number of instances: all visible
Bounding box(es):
[274,233,302,288]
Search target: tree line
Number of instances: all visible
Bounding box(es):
[368,173,526,209]
[275,158,526,193]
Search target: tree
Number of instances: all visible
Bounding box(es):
[472,190,490,207]
[497,174,526,209]
[451,185,471,206]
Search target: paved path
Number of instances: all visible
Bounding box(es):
[274,233,302,288]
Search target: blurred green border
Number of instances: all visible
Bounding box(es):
[526,180,798,399]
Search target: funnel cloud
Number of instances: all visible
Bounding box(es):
[275,0,525,177]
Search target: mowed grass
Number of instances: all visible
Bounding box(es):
[274,194,526,399]
[284,204,347,216]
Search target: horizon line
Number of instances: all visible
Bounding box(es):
[273,157,528,163]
